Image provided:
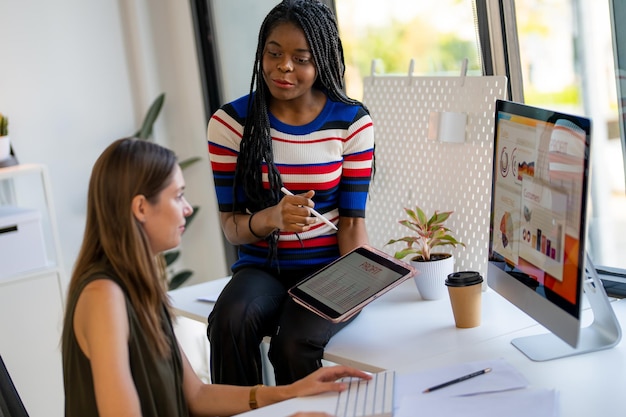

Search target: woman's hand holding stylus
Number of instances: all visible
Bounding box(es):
[276,189,317,232]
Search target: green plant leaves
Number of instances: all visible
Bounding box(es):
[0,113,8,136]
[169,270,193,290]
[134,93,165,139]
[164,251,180,266]
[179,156,202,170]
[386,205,465,261]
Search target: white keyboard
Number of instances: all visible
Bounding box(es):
[335,370,395,417]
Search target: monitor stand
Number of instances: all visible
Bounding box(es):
[512,253,622,361]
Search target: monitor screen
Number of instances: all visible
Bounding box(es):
[488,99,592,359]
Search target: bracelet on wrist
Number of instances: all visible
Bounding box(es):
[248,212,266,239]
[249,384,263,409]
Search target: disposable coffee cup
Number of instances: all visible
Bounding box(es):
[445,271,483,328]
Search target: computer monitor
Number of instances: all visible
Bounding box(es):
[488,99,622,361]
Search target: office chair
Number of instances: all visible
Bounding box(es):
[0,356,30,417]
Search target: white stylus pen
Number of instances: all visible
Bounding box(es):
[280,187,338,231]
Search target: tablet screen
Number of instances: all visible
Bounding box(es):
[289,246,414,321]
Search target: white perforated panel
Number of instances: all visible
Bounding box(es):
[363,75,508,278]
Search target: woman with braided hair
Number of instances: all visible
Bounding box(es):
[207,0,374,386]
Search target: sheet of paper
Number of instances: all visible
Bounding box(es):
[394,359,559,417]
[395,358,528,399]
[196,277,230,302]
[395,387,560,417]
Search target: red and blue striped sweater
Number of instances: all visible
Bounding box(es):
[208,93,374,271]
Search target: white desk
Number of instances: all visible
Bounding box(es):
[321,280,539,371]
[168,278,626,417]
[168,276,230,323]
[167,278,539,370]
[398,299,626,417]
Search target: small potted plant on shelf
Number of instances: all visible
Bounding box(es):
[386,205,465,300]
[0,113,16,167]
[0,113,9,158]
[0,113,7,136]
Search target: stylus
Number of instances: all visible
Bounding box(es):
[280,187,338,231]
[422,368,492,393]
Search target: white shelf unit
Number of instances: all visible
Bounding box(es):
[0,163,66,417]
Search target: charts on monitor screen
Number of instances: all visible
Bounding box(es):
[488,100,622,361]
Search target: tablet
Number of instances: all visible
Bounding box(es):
[288,245,416,323]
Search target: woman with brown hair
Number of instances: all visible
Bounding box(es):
[61,137,369,417]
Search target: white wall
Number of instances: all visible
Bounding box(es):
[117,0,230,285]
[0,0,228,290]
[212,0,277,102]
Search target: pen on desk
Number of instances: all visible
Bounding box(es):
[280,187,338,231]
[422,368,492,393]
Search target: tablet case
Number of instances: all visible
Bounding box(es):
[288,245,416,323]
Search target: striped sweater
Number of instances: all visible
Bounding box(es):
[207,93,374,271]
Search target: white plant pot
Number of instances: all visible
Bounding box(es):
[410,254,454,300]
[0,135,10,161]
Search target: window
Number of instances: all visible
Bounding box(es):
[335,0,482,100]
[505,0,624,269]
[336,0,626,270]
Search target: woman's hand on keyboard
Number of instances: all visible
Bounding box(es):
[288,365,372,398]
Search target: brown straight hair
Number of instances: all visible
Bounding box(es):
[66,138,177,356]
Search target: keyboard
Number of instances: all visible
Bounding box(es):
[597,265,626,298]
[335,370,395,417]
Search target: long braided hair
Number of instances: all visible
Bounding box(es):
[235,0,366,210]
[235,0,369,259]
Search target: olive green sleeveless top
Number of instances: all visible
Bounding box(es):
[62,273,188,417]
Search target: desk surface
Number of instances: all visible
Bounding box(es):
[168,276,230,323]
[169,278,541,371]
[168,278,626,417]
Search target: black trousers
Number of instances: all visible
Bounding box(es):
[207,266,356,385]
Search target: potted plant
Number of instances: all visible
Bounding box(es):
[386,206,465,300]
[0,113,7,136]
[0,113,10,161]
